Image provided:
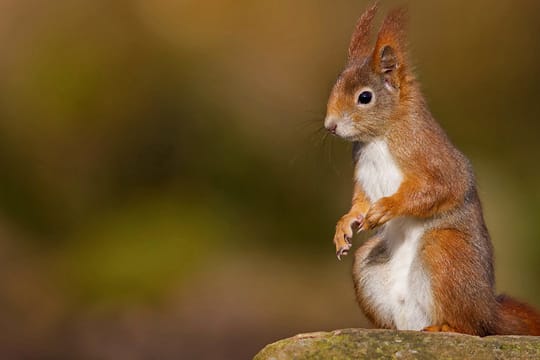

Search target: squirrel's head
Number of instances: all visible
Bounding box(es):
[325,4,410,142]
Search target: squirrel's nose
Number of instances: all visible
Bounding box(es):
[326,123,337,134]
[324,115,338,134]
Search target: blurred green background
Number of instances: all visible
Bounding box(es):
[1,0,539,358]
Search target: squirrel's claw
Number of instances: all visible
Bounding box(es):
[334,234,352,260]
[333,213,364,260]
[336,243,351,260]
[355,216,365,233]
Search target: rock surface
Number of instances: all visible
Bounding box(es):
[253,328,540,359]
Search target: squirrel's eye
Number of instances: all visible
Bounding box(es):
[358,91,373,105]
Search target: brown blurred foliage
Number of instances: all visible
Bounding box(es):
[0,0,539,358]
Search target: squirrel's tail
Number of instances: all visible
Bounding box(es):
[495,294,540,335]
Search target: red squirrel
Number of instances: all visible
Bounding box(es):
[324,3,540,336]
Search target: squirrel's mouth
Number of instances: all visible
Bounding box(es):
[324,114,360,142]
[329,125,362,143]
[333,131,360,143]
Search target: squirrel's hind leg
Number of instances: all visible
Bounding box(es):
[421,228,498,336]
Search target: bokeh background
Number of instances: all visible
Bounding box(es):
[1,0,540,358]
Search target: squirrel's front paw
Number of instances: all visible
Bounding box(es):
[364,197,396,230]
[333,213,364,260]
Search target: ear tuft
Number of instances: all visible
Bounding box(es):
[348,2,379,60]
[372,7,408,75]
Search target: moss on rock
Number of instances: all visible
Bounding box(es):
[253,328,540,360]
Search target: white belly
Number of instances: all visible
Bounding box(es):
[357,219,432,330]
[354,139,433,330]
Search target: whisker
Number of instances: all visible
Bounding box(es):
[288,115,326,168]
[310,126,328,146]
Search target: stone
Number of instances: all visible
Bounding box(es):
[253,328,540,360]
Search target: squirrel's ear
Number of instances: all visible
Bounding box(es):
[372,7,408,87]
[348,2,379,60]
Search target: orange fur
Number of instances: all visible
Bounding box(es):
[422,227,497,336]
